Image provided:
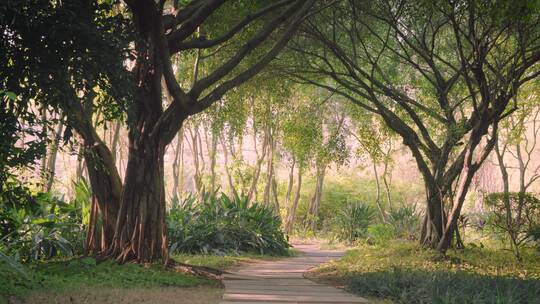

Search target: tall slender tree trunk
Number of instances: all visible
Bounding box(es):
[76,144,85,181]
[209,131,218,193]
[382,156,393,211]
[197,127,206,177]
[372,163,385,221]
[263,128,275,206]
[272,177,280,211]
[172,128,183,200]
[178,132,185,197]
[188,125,203,193]
[221,134,237,197]
[248,127,268,202]
[308,165,325,231]
[39,109,48,180]
[44,120,64,192]
[494,138,521,260]
[110,120,121,164]
[284,158,295,209]
[285,167,302,234]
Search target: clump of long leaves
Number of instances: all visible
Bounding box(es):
[333,201,376,243]
[167,192,290,255]
[387,205,420,240]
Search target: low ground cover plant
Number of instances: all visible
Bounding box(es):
[309,240,540,304]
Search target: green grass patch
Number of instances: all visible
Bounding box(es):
[309,240,540,303]
[0,257,213,303]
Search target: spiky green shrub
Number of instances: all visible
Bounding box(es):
[167,192,290,255]
[387,206,420,239]
[333,201,376,243]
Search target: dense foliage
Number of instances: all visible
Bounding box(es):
[1,179,90,263]
[167,192,290,255]
[0,91,45,190]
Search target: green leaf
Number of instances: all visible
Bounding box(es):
[4,91,17,101]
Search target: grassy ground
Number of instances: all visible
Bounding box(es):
[23,287,223,304]
[307,240,540,304]
[0,252,285,304]
[0,257,219,304]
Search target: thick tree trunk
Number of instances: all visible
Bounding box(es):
[83,139,122,253]
[108,5,171,263]
[101,0,312,263]
[420,183,446,248]
[63,91,122,255]
[110,141,168,263]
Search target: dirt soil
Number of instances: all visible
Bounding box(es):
[20,287,223,304]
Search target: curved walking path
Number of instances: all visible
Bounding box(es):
[220,244,368,304]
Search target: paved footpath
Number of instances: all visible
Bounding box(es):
[220,244,368,304]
